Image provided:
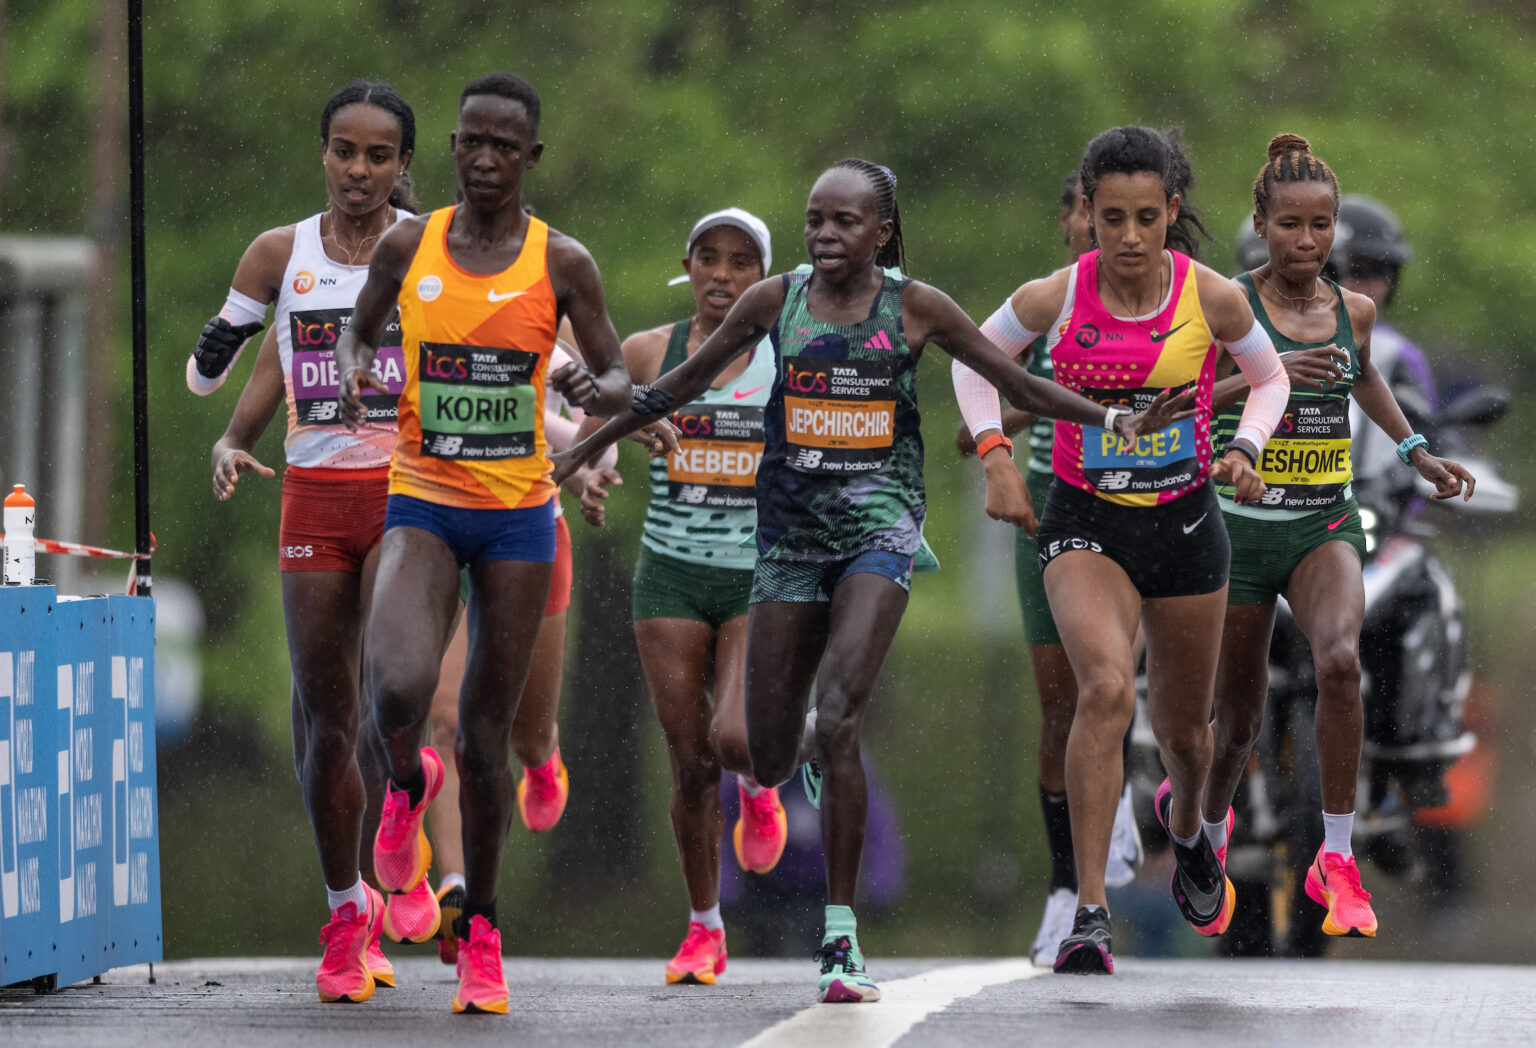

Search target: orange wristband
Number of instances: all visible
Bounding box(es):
[976,433,1014,459]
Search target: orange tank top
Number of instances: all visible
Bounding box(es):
[389,207,558,510]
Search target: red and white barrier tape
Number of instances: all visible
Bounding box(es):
[2,533,157,595]
[1,533,155,559]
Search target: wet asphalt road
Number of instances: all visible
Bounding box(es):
[2,955,1532,1046]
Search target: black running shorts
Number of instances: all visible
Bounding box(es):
[1036,478,1229,599]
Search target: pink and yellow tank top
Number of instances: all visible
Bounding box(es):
[389,207,558,510]
[1051,249,1218,507]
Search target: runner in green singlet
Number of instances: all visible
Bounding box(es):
[1203,133,1475,941]
[553,158,1186,1003]
[604,209,786,986]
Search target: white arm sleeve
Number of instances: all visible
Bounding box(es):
[951,298,1040,437]
[1225,319,1290,451]
[185,288,269,395]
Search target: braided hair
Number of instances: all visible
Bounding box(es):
[1252,132,1339,217]
[830,157,908,274]
[1078,126,1212,260]
[319,80,419,211]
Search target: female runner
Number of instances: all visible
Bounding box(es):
[1201,133,1473,941]
[604,208,788,986]
[554,158,1185,1002]
[205,80,426,1002]
[952,126,1290,974]
[426,337,620,965]
[955,171,1143,968]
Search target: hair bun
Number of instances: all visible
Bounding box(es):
[1267,133,1311,160]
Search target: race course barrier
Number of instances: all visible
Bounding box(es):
[0,585,162,988]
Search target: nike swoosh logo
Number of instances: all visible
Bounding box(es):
[487,289,527,302]
[1150,320,1191,343]
[1182,512,1209,535]
[1326,512,1350,530]
[734,386,766,400]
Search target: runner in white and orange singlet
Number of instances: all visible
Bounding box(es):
[204,80,421,1004]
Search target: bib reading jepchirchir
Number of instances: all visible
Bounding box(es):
[783,357,896,475]
[667,404,764,508]
[417,341,539,461]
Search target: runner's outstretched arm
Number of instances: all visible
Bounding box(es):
[553,277,783,482]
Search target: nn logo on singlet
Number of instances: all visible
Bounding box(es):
[292,271,339,294]
[1076,324,1101,349]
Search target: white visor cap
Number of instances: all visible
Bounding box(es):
[667,207,772,286]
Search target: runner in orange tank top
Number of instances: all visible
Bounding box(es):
[334,72,633,1015]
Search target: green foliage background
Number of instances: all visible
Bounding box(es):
[3,0,1534,961]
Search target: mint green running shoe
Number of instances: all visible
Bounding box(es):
[814,935,880,1003]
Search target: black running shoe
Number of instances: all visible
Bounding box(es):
[1155,780,1235,936]
[1053,906,1114,974]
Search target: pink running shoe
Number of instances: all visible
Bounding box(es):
[365,935,395,989]
[383,873,442,944]
[452,914,509,1014]
[733,782,788,874]
[1305,845,1379,937]
[517,748,570,833]
[436,882,465,966]
[665,922,728,985]
[316,885,383,1003]
[373,746,445,893]
[1212,806,1236,871]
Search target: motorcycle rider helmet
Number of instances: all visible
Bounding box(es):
[1326,195,1413,305]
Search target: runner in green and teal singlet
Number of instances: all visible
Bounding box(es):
[754,263,923,573]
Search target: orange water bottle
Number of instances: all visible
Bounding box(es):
[4,484,36,584]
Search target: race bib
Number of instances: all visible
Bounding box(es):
[1081,385,1200,495]
[1253,395,1352,510]
[782,357,896,475]
[667,405,763,509]
[417,341,539,460]
[290,308,405,425]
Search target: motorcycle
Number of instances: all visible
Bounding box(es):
[1130,382,1517,957]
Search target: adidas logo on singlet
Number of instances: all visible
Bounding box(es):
[863,330,894,351]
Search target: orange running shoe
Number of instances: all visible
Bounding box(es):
[316,885,382,1003]
[733,782,788,874]
[517,748,570,833]
[1305,846,1379,937]
[384,873,442,944]
[452,914,509,1014]
[365,935,395,989]
[373,746,444,893]
[665,922,727,985]
[436,882,465,966]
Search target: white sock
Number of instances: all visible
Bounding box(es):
[739,775,764,798]
[1322,811,1355,859]
[326,876,368,914]
[1202,816,1230,853]
[1171,828,1201,849]
[440,872,466,893]
[690,904,724,931]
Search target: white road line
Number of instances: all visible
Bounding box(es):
[737,958,1043,1048]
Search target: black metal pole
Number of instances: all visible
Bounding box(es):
[128,0,150,597]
